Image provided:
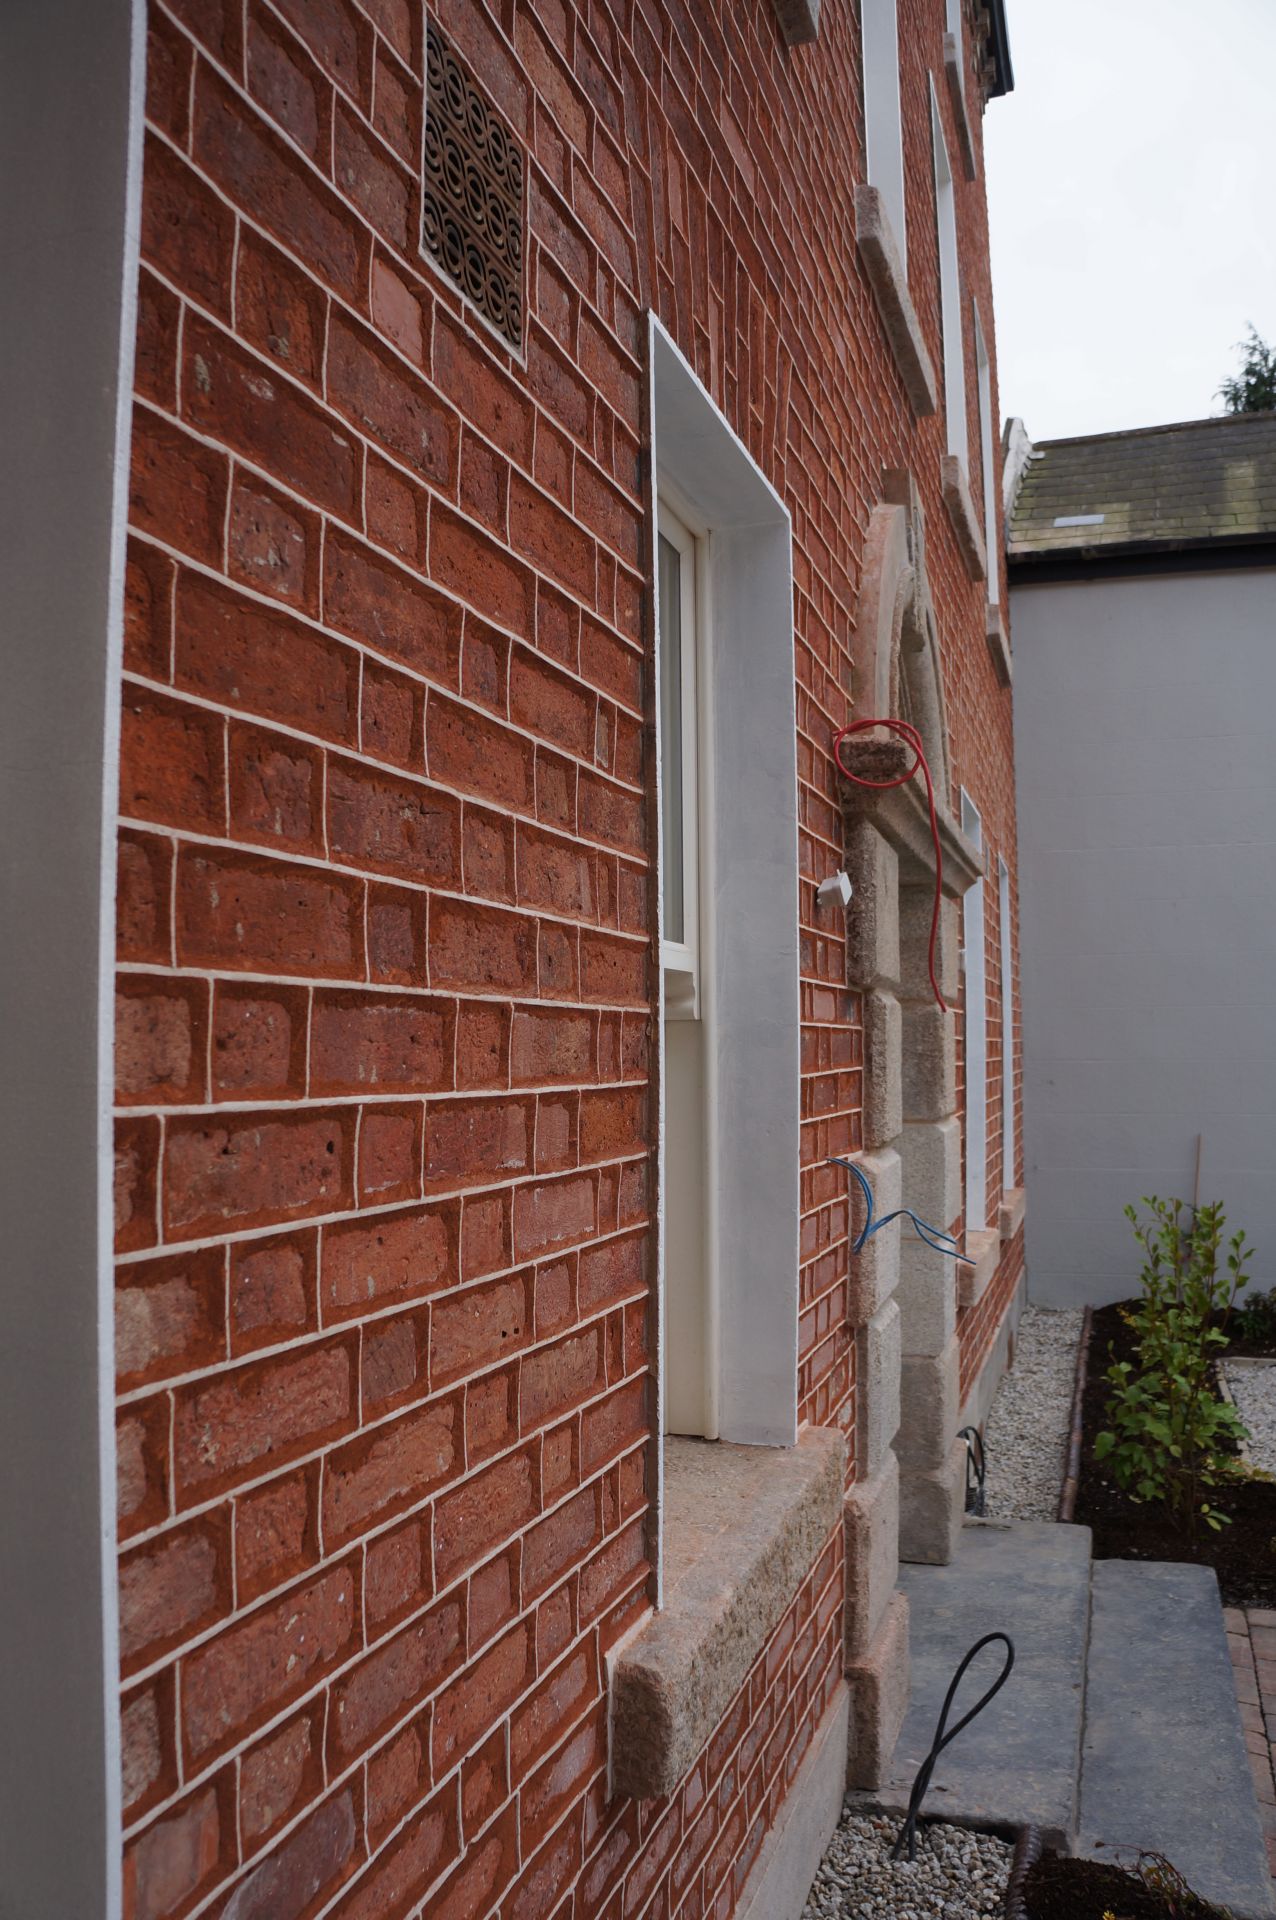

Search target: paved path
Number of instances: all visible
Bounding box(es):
[1227,1606,1276,1881]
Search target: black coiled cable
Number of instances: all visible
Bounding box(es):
[892,1632,1016,1862]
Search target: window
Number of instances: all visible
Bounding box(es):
[973,305,999,603]
[960,790,987,1232]
[931,82,967,469]
[862,0,906,260]
[649,317,799,1458]
[998,856,1015,1189]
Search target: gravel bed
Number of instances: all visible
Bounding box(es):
[802,1810,1011,1919]
[982,1306,1085,1521]
[1222,1359,1276,1475]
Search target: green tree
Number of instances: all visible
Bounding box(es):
[1219,325,1276,413]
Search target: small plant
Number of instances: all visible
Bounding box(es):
[1234,1284,1276,1347]
[1095,1196,1251,1535]
[1219,324,1276,414]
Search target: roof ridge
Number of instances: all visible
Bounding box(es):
[1033,412,1276,452]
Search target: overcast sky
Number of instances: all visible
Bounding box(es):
[984,0,1276,444]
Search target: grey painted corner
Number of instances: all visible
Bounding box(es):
[0,2,143,1913]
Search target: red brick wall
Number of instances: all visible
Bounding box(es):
[114,0,1018,1913]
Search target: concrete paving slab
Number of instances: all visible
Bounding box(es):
[1082,1559,1276,1920]
[852,1519,1091,1847]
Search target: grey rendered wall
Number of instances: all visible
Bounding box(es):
[1012,568,1276,1308]
[0,2,142,1913]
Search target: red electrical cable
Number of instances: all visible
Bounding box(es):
[832,716,948,1013]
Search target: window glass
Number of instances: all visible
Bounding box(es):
[658,530,685,946]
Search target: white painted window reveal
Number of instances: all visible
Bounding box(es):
[862,0,907,262]
[998,855,1015,1190]
[931,82,967,470]
[960,789,987,1232]
[974,304,998,602]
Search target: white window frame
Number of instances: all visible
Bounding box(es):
[863,0,907,263]
[657,499,702,1021]
[931,81,967,470]
[974,303,999,604]
[961,789,987,1233]
[999,855,1015,1189]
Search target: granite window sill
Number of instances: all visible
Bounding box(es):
[608,1426,845,1799]
[855,186,938,419]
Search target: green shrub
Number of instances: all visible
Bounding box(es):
[1235,1284,1276,1347]
[1095,1196,1251,1534]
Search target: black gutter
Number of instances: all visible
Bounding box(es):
[1008,538,1276,586]
[986,0,1014,96]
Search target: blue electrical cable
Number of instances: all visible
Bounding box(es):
[826,1154,965,1260]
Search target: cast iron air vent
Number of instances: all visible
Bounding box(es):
[422,19,524,351]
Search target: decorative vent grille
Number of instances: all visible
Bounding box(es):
[422,20,524,351]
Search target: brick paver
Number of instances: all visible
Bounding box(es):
[1227,1607,1276,1879]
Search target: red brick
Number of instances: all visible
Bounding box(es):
[181,1562,358,1764]
[429,499,537,636]
[365,452,425,562]
[512,1007,595,1085]
[433,1446,539,1588]
[228,471,321,612]
[579,1087,647,1161]
[335,105,411,248]
[459,430,509,537]
[115,973,208,1106]
[211,980,308,1099]
[367,882,427,983]
[121,1671,177,1823]
[139,132,234,317]
[365,1516,429,1633]
[460,1189,512,1281]
[310,989,453,1094]
[520,1325,605,1427]
[172,1338,355,1502]
[272,0,370,100]
[579,767,644,853]
[580,1518,647,1625]
[246,4,332,164]
[581,1378,647,1476]
[361,1303,430,1413]
[506,1815,583,1920]
[177,846,365,977]
[119,1511,231,1671]
[358,1102,423,1204]
[163,1107,353,1239]
[326,1781,460,1920]
[234,1464,320,1603]
[535,1259,576,1337]
[329,1595,464,1765]
[455,1000,510,1089]
[235,227,328,389]
[465,1366,519,1463]
[321,1200,458,1317]
[211,1783,360,1920]
[194,66,365,299]
[370,49,418,167]
[321,1397,461,1546]
[430,1273,533,1387]
[364,1715,429,1847]
[430,897,538,994]
[462,803,516,901]
[135,269,180,410]
[238,1704,326,1850]
[461,616,511,714]
[130,406,229,568]
[522,1485,600,1602]
[432,1621,533,1775]
[361,656,423,766]
[534,746,577,833]
[327,311,457,484]
[116,1115,160,1254]
[115,1244,225,1390]
[519,1707,606,1852]
[428,1802,520,1920]
[424,1094,535,1190]
[123,538,175,679]
[119,683,225,834]
[324,523,462,684]
[514,1172,597,1260]
[327,756,461,883]
[462,1725,510,1840]
[183,314,360,520]
[468,1544,520,1653]
[579,929,647,1004]
[363,0,413,67]
[229,1229,317,1351]
[517,821,597,918]
[122,1778,232,1920]
[433,312,535,469]
[145,9,193,144]
[510,647,596,759]
[175,571,360,745]
[510,1639,598,1779]
[116,1397,171,1540]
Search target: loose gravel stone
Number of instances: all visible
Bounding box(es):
[982,1306,1085,1522]
[801,1809,1011,1919]
[1222,1360,1276,1475]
